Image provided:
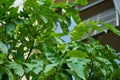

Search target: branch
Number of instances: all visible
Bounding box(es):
[88,56,94,80]
[24,41,34,63]
[24,33,37,63]
[24,25,46,62]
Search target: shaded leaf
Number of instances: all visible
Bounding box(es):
[0,60,4,64]
[43,43,61,63]
[0,41,8,54]
[24,60,44,74]
[6,62,24,76]
[0,70,3,80]
[5,67,14,80]
[6,23,16,36]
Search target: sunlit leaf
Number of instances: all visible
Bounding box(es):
[66,57,90,80]
[75,0,88,5]
[102,23,120,36]
[70,22,89,41]
[40,15,48,24]
[66,50,88,58]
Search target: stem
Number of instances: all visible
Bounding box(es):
[88,54,94,80]
[24,25,45,63]
[24,32,37,62]
[86,31,94,80]
[25,40,34,63]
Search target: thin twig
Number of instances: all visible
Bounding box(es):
[25,41,34,63]
[24,32,37,62]
[88,55,94,80]
[87,31,94,80]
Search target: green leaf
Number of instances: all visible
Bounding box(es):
[0,41,8,54]
[102,23,120,36]
[0,60,4,64]
[0,70,3,80]
[9,7,18,18]
[43,43,61,63]
[87,21,107,33]
[24,60,44,74]
[57,44,67,53]
[54,2,66,8]
[5,67,14,80]
[66,8,80,24]
[75,0,88,5]
[24,63,33,73]
[6,23,16,36]
[60,21,69,35]
[70,22,89,41]
[44,63,58,76]
[66,57,90,80]
[6,62,24,76]
[40,15,48,24]
[95,57,113,71]
[0,54,6,60]
[66,50,88,58]
[106,45,116,54]
[32,60,44,74]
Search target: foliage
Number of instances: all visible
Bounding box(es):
[0,0,120,80]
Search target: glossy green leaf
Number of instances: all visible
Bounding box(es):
[95,57,113,71]
[6,62,24,77]
[32,60,44,74]
[24,60,44,74]
[0,41,8,54]
[43,43,61,63]
[44,63,58,76]
[66,57,90,80]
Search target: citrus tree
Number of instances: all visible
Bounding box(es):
[0,0,120,80]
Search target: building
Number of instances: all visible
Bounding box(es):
[78,0,120,52]
[57,0,120,52]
